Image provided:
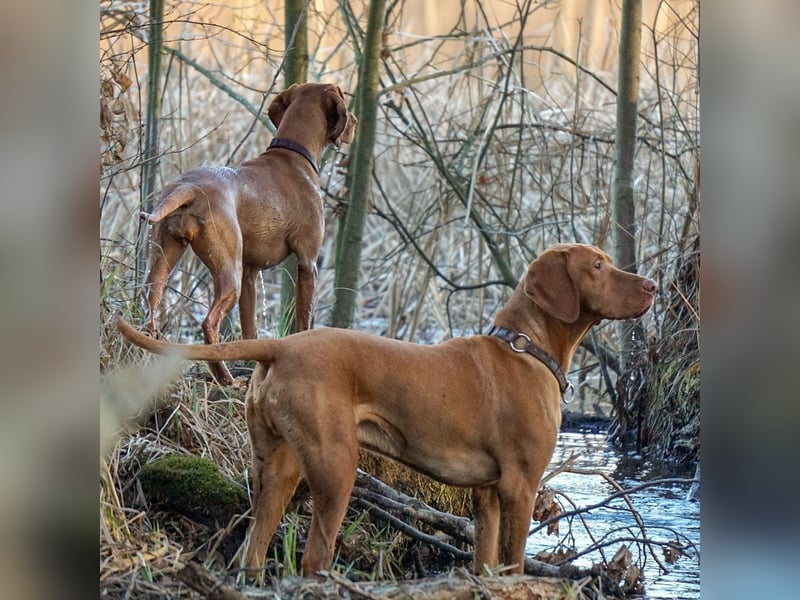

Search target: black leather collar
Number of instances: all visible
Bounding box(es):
[486,324,574,403]
[268,137,319,174]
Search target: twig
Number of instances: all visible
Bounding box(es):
[530,476,698,536]
[562,488,614,567]
[530,473,699,576]
[353,470,592,580]
[592,470,669,573]
[178,561,245,600]
[324,570,387,600]
[540,452,580,486]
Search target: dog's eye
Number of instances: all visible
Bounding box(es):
[594,261,603,270]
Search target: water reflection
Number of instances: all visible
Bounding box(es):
[526,432,700,599]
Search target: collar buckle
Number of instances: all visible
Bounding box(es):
[562,382,575,404]
[509,332,531,353]
[487,324,572,403]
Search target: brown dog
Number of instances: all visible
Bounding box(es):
[140,82,356,385]
[115,243,655,577]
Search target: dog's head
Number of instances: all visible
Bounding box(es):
[268,83,357,148]
[524,243,656,323]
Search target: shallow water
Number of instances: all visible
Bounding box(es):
[525,432,700,599]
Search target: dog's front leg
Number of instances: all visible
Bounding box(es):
[497,482,538,574]
[472,486,500,573]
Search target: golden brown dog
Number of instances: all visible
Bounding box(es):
[140,82,356,385]
[115,243,656,577]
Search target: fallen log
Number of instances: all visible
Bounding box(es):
[353,469,593,580]
[354,470,475,543]
[271,570,581,600]
[178,562,595,600]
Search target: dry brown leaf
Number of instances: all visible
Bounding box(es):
[662,543,685,564]
[532,486,562,535]
[534,547,576,565]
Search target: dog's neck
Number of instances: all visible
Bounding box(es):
[491,287,594,376]
[485,324,571,397]
[268,138,319,174]
[272,111,330,164]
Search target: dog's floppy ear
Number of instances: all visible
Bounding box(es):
[267,83,299,128]
[326,85,356,147]
[524,249,580,323]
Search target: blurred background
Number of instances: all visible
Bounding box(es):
[5,0,800,598]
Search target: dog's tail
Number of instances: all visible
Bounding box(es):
[139,186,195,223]
[113,313,279,364]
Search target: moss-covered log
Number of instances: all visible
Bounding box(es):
[138,454,248,524]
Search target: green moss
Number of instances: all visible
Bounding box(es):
[139,454,248,523]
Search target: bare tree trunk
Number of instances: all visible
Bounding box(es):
[611,0,644,441]
[611,0,642,276]
[279,0,310,334]
[330,0,387,328]
[283,0,309,85]
[611,0,642,279]
[137,0,164,284]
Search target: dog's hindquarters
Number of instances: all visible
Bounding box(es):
[139,179,245,383]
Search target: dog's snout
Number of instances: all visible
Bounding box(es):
[642,278,657,294]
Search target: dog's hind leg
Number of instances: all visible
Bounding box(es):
[142,230,188,334]
[239,266,260,340]
[243,432,302,580]
[191,220,243,384]
[297,429,358,575]
[293,255,318,332]
[200,265,241,383]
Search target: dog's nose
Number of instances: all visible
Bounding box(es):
[642,278,657,294]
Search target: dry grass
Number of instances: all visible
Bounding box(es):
[100,1,699,596]
[100,372,251,597]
